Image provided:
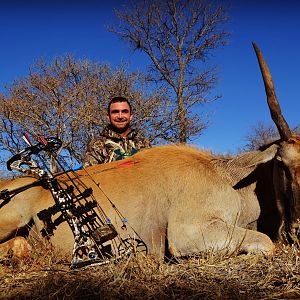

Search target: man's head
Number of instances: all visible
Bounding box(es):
[107,97,133,136]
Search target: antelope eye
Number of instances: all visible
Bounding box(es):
[287,139,296,144]
[275,156,287,169]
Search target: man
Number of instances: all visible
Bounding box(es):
[84,96,150,166]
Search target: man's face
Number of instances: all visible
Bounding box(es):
[107,101,133,134]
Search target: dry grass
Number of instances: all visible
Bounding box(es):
[1,241,300,300]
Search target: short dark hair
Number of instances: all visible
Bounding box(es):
[107,97,132,114]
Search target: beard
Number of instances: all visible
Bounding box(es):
[110,123,130,134]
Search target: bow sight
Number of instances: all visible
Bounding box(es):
[1,135,147,269]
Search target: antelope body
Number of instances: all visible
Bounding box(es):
[0,43,299,260]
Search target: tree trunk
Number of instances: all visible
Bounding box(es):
[178,94,187,143]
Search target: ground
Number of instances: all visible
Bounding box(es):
[0,241,300,299]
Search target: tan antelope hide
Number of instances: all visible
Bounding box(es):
[0,43,299,260]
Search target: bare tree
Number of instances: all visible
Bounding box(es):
[242,122,279,151]
[242,121,300,151]
[111,0,229,142]
[0,56,170,169]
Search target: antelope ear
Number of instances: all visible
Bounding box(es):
[226,144,279,186]
[239,144,279,168]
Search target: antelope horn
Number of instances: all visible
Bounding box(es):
[252,42,292,141]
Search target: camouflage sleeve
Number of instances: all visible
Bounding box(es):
[83,139,107,167]
[135,136,151,150]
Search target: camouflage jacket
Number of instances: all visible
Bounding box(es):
[84,126,150,166]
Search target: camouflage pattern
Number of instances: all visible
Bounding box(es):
[84,126,150,166]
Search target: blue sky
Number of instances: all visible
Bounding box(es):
[1,0,300,154]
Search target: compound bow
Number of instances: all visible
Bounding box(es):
[1,134,147,269]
